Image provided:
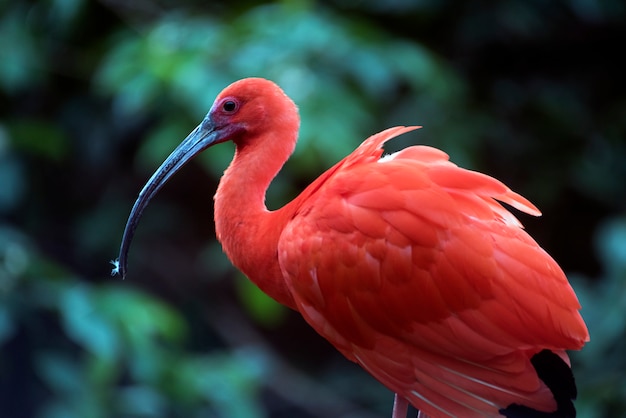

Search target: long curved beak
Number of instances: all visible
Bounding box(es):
[112,118,221,279]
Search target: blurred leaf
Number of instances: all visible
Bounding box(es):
[0,225,30,281]
[0,7,43,92]
[6,119,70,161]
[116,385,166,417]
[60,284,120,360]
[35,352,85,396]
[97,286,187,344]
[175,348,269,418]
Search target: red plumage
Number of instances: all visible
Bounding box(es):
[276,126,586,416]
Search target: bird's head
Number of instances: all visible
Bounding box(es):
[210,78,299,148]
[111,77,299,279]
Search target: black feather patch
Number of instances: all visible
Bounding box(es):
[499,350,577,418]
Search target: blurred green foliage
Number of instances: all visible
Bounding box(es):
[1,0,625,417]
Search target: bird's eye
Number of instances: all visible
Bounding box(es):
[222,100,238,113]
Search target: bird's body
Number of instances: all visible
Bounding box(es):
[114,78,589,417]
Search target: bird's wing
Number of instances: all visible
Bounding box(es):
[277,128,588,416]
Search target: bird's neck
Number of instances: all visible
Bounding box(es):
[214,134,298,310]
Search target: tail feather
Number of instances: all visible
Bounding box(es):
[500,350,577,418]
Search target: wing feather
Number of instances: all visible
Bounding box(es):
[278,128,588,416]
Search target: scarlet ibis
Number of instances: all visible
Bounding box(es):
[113,78,589,417]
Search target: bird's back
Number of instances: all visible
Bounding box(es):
[277,127,588,417]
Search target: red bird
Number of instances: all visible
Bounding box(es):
[113,78,589,417]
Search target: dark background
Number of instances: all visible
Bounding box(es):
[1,1,625,417]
